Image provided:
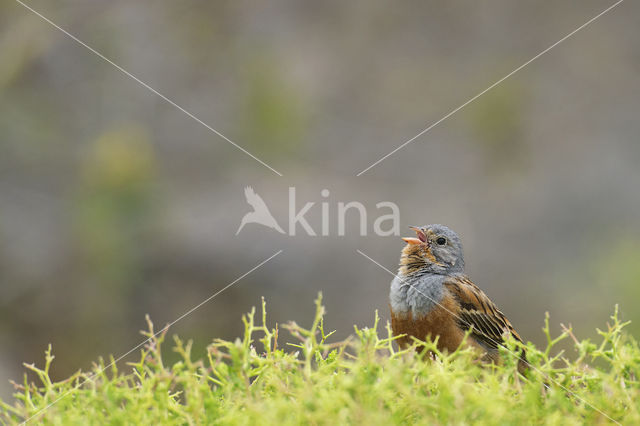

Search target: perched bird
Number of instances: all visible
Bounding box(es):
[389,224,526,371]
[236,186,285,235]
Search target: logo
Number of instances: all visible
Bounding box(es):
[236,186,286,235]
[237,187,400,236]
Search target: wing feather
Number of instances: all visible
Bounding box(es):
[444,276,522,349]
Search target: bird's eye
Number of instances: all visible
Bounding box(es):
[436,237,447,246]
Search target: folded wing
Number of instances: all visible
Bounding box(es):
[444,276,522,349]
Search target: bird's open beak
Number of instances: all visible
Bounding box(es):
[402,226,428,245]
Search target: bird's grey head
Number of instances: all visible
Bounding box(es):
[399,224,465,275]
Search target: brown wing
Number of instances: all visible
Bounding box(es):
[444,276,522,350]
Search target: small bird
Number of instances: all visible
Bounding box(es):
[389,224,526,371]
[236,186,285,235]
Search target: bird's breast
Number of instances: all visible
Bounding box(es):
[389,273,446,318]
[390,294,467,352]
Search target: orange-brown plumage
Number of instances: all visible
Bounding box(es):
[389,224,526,372]
[391,292,469,352]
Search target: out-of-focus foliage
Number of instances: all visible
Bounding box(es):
[1,298,638,424]
[73,125,157,329]
[0,15,51,89]
[76,125,155,282]
[238,58,308,157]
[594,239,640,326]
[467,83,528,170]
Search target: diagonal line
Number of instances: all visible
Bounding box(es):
[356,249,621,425]
[20,249,283,425]
[356,0,625,176]
[14,0,283,177]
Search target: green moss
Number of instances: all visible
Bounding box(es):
[2,296,638,425]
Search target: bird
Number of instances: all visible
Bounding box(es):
[389,224,526,372]
[236,186,285,235]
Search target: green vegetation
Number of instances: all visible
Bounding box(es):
[1,296,638,425]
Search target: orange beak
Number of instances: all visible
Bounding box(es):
[402,226,428,245]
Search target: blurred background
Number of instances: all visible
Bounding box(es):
[1,0,639,399]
